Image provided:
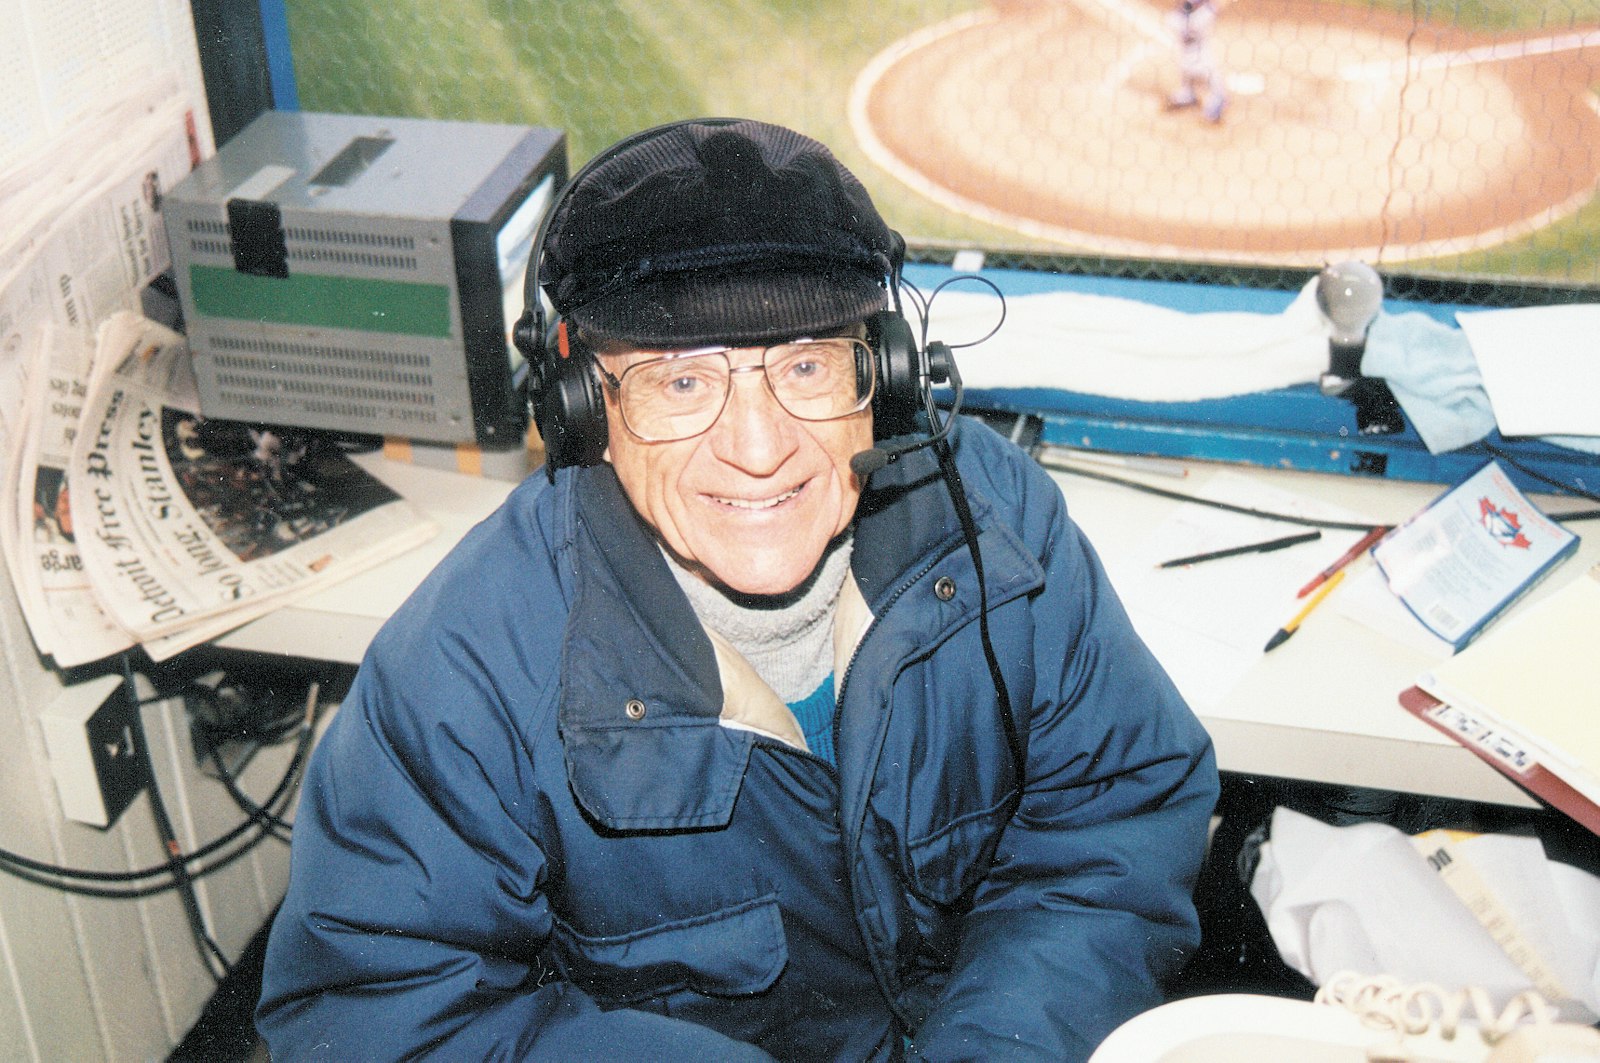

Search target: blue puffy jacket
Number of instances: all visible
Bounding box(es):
[257,417,1218,1061]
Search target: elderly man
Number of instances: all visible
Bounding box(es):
[257,118,1218,1061]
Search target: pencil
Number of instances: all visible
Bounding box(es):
[1264,569,1347,652]
[1295,525,1390,598]
[1158,529,1322,569]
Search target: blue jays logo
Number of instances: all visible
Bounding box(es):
[1478,497,1531,549]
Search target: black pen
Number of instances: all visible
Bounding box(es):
[1157,529,1322,569]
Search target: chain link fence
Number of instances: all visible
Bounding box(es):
[283,0,1600,304]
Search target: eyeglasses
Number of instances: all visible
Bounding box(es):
[594,337,876,443]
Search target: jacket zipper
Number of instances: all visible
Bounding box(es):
[832,551,949,757]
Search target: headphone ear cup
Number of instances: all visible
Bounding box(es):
[529,322,610,473]
[869,310,922,439]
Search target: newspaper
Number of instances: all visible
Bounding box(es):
[55,312,439,662]
[0,88,197,406]
[2,323,136,666]
[1,328,64,657]
[0,87,215,665]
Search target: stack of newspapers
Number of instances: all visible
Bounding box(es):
[2,312,439,667]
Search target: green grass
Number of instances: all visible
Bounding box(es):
[284,0,1010,245]
[1418,191,1600,284]
[282,0,1600,287]
[1364,0,1600,32]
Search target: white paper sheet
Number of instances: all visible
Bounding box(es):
[1457,305,1600,437]
[1088,470,1378,711]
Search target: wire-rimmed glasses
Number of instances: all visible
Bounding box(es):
[594,337,876,442]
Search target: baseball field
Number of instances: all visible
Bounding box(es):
[285,0,1600,282]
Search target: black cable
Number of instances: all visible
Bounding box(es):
[0,722,303,884]
[925,357,1025,820]
[0,726,309,900]
[0,680,317,891]
[897,274,1025,818]
[937,441,1025,807]
[0,785,281,887]
[187,676,307,842]
[1042,456,1386,531]
[198,728,294,840]
[119,654,232,982]
[1044,450,1600,527]
[1481,440,1600,508]
[902,272,1008,353]
[0,713,311,889]
[0,823,277,901]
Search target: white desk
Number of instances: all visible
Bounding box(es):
[1055,457,1599,809]
[216,451,1599,809]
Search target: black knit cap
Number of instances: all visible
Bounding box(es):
[539,118,900,348]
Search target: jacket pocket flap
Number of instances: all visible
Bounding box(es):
[553,893,787,1004]
[563,718,753,831]
[904,800,1011,906]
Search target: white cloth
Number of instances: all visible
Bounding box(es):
[931,278,1328,401]
[1250,807,1600,1024]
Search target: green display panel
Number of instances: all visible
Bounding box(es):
[188,264,452,338]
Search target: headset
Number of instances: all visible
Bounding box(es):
[509,117,950,482]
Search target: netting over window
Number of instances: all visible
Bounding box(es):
[284,0,1600,301]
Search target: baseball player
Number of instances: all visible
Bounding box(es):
[1166,0,1228,123]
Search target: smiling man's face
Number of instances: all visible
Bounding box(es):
[596,343,872,597]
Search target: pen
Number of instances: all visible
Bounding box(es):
[1158,529,1322,569]
[1264,569,1347,652]
[1295,525,1390,598]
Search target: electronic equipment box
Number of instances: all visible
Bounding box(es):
[163,111,565,448]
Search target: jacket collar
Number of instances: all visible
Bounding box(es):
[557,466,753,832]
[853,437,986,608]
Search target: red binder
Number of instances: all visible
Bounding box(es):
[1399,685,1600,836]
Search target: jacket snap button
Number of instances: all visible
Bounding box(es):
[624,699,647,720]
[934,576,957,601]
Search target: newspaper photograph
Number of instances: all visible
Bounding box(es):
[67,313,438,655]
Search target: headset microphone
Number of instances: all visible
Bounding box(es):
[851,339,958,479]
[849,411,953,477]
[847,447,894,479]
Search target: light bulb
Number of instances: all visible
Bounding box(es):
[1316,261,1384,347]
[1316,261,1383,387]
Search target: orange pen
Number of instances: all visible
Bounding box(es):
[1295,525,1390,599]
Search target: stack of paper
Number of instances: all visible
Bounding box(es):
[1404,563,1600,834]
